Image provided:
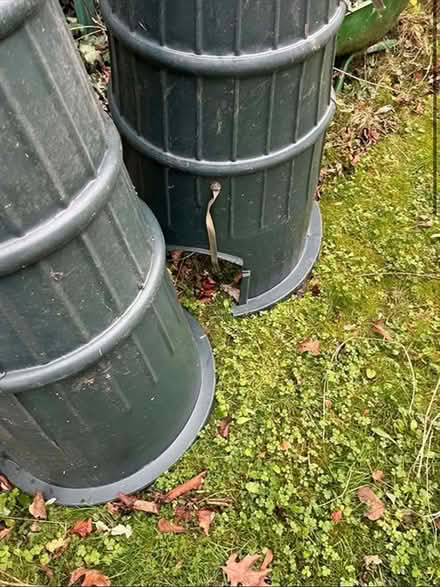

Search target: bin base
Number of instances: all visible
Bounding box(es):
[0,312,215,506]
[168,202,322,317]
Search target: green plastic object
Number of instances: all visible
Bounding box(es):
[336,0,408,56]
[73,0,96,27]
[102,0,346,316]
[0,0,215,506]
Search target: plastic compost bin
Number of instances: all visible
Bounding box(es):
[0,0,215,506]
[102,0,346,315]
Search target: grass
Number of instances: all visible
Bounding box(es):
[1,4,438,586]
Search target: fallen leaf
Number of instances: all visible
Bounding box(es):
[309,279,321,297]
[223,551,273,587]
[133,499,160,515]
[163,471,206,503]
[325,399,333,410]
[29,493,47,520]
[110,524,132,538]
[217,417,232,439]
[68,568,111,587]
[170,250,184,265]
[364,555,382,570]
[434,519,440,530]
[175,506,193,523]
[117,492,137,510]
[372,471,384,483]
[157,519,185,534]
[197,509,215,536]
[30,521,41,533]
[106,502,120,516]
[71,519,93,538]
[279,440,290,452]
[358,487,385,521]
[372,320,393,342]
[0,475,12,492]
[0,527,12,540]
[221,283,240,303]
[331,510,343,523]
[297,339,320,356]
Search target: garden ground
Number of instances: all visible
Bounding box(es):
[0,3,438,585]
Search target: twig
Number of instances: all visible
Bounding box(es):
[0,570,36,587]
[333,67,400,93]
[359,271,440,280]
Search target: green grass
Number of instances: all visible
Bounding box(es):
[1,106,439,586]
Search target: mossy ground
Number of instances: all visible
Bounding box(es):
[1,6,438,587]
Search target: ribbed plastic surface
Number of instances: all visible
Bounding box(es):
[103,0,345,315]
[0,0,215,504]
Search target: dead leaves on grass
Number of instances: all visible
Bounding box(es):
[29,492,47,520]
[157,519,185,534]
[371,320,393,342]
[223,551,273,587]
[358,487,385,521]
[217,417,232,439]
[297,339,321,356]
[0,475,12,492]
[197,509,215,536]
[68,568,111,587]
[163,471,206,503]
[71,519,93,538]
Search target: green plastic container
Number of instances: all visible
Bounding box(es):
[337,0,408,56]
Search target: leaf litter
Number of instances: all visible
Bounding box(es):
[223,550,273,587]
[358,487,385,521]
[68,567,111,587]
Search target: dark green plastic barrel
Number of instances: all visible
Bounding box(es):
[102,0,345,316]
[0,0,215,505]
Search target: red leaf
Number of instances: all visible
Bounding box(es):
[0,475,12,492]
[133,500,160,515]
[68,568,111,587]
[222,551,273,587]
[163,471,206,503]
[296,339,320,356]
[117,492,137,509]
[372,471,384,484]
[29,493,47,520]
[175,506,193,523]
[157,519,185,534]
[358,487,385,521]
[71,519,93,538]
[217,417,232,439]
[197,509,215,536]
[331,510,343,523]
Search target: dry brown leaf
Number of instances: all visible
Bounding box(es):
[117,492,137,509]
[279,440,290,452]
[71,519,93,538]
[30,521,41,533]
[157,519,185,534]
[296,339,320,356]
[133,499,160,515]
[29,492,47,520]
[372,320,393,342]
[0,475,12,492]
[223,551,273,587]
[106,502,120,516]
[331,510,343,523]
[0,527,12,540]
[358,487,385,521]
[68,567,111,587]
[175,506,193,523]
[372,471,384,484]
[217,417,232,439]
[197,509,215,536]
[221,283,240,303]
[163,471,206,503]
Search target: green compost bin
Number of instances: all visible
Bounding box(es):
[336,0,408,56]
[0,0,215,506]
[102,0,346,316]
